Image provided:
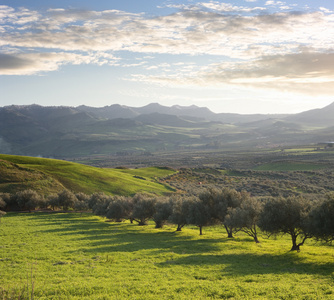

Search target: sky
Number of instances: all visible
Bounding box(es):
[1,0,334,114]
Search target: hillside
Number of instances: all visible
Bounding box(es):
[0,154,176,196]
[0,103,333,158]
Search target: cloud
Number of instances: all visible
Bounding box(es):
[0,52,118,75]
[141,51,334,95]
[1,3,334,77]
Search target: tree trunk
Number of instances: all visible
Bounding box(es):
[290,233,300,251]
[290,233,308,251]
[224,225,234,238]
[199,226,203,235]
[253,226,260,243]
[155,221,163,228]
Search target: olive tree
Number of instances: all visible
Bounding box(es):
[225,196,263,243]
[131,194,156,225]
[89,192,112,216]
[168,195,194,231]
[57,190,78,211]
[47,194,60,210]
[199,188,246,238]
[0,193,11,209]
[74,192,90,212]
[259,196,313,251]
[15,189,43,212]
[106,196,133,222]
[307,193,334,243]
[187,197,213,235]
[152,197,172,228]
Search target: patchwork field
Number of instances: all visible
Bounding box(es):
[1,213,333,299]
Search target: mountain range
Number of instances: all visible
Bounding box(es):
[0,102,333,158]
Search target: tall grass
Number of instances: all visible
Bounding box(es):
[1,213,333,299]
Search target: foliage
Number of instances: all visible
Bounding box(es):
[57,189,78,210]
[259,196,313,251]
[106,196,133,222]
[131,194,157,225]
[307,193,334,243]
[198,187,247,238]
[225,196,263,243]
[88,192,112,216]
[0,196,6,210]
[168,195,195,231]
[152,197,172,228]
[74,192,90,211]
[13,189,44,212]
[186,198,213,235]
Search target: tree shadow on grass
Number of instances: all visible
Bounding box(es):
[34,213,226,254]
[158,252,334,277]
[33,213,334,277]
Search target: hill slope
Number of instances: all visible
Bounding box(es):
[0,154,176,196]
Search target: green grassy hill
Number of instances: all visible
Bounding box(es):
[0,154,176,196]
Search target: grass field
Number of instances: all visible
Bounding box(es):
[1,213,334,299]
[0,154,176,196]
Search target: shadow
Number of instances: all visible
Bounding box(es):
[32,212,334,277]
[33,212,225,254]
[158,252,334,277]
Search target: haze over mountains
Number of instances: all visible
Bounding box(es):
[0,102,333,158]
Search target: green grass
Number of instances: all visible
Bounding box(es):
[1,213,334,299]
[0,154,176,196]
